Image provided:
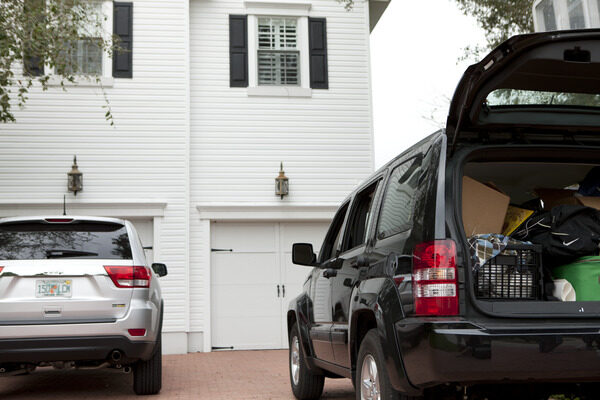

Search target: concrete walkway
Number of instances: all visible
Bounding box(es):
[0,350,354,399]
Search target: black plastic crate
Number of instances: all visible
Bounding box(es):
[474,244,543,300]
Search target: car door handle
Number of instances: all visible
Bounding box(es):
[323,268,338,279]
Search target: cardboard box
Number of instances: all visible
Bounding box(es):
[536,188,600,211]
[462,176,510,236]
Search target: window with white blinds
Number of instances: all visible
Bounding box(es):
[62,39,104,75]
[48,0,111,77]
[257,17,299,86]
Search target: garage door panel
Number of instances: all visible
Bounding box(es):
[212,316,282,350]
[211,283,279,318]
[280,222,329,253]
[129,218,154,263]
[282,255,313,300]
[211,221,332,350]
[212,222,277,253]
[211,253,279,285]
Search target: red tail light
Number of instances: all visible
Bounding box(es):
[128,329,147,337]
[412,240,459,316]
[0,267,3,274]
[104,266,151,288]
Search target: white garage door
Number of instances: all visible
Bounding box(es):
[129,218,153,263]
[210,221,329,350]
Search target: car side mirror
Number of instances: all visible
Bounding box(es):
[151,263,168,277]
[292,243,317,266]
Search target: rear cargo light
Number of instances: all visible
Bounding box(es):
[45,218,74,223]
[128,329,147,337]
[0,267,3,274]
[412,240,459,316]
[104,266,151,288]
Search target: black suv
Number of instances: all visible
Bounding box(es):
[287,30,600,400]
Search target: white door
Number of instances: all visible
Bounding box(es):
[210,221,329,350]
[129,218,154,263]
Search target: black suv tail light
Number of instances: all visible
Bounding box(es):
[412,240,459,316]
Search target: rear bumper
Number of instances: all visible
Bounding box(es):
[396,319,600,387]
[0,336,155,364]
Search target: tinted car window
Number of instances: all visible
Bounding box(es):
[377,157,422,238]
[342,181,378,252]
[320,203,349,262]
[0,222,132,260]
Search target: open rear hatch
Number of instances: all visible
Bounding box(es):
[447,29,600,151]
[0,218,136,325]
[447,30,600,318]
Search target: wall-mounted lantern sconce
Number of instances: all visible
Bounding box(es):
[67,156,83,196]
[275,162,289,199]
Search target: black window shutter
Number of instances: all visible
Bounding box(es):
[23,0,44,76]
[308,18,328,89]
[23,54,44,77]
[229,15,248,88]
[113,2,133,78]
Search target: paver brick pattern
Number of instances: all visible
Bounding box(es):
[0,350,354,400]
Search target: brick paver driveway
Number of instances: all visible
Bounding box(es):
[0,350,354,399]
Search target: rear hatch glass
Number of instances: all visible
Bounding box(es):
[0,221,132,260]
[0,220,135,324]
[446,30,600,148]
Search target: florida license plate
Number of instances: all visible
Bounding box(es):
[36,279,72,298]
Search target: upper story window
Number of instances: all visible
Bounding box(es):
[257,17,299,86]
[229,2,329,94]
[62,39,103,76]
[533,0,600,31]
[24,0,133,81]
[53,0,112,77]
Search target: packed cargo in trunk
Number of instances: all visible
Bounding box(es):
[461,155,600,315]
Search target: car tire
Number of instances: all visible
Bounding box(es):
[356,329,423,400]
[289,323,325,400]
[133,335,162,395]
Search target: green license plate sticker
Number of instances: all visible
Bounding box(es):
[35,279,72,298]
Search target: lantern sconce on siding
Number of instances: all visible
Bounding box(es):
[275,162,289,199]
[67,156,83,196]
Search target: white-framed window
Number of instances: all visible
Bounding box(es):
[257,17,299,85]
[49,0,113,79]
[533,0,600,31]
[244,1,312,96]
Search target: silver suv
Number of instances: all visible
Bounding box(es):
[0,216,166,395]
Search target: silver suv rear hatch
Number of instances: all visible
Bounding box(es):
[0,218,134,324]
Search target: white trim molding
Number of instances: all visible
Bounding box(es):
[197,203,337,221]
[47,76,114,88]
[0,201,167,218]
[244,0,311,16]
[247,86,311,97]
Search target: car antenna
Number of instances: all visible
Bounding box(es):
[63,195,67,216]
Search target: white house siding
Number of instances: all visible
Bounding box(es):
[0,0,190,354]
[189,0,374,351]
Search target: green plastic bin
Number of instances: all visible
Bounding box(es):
[552,256,600,301]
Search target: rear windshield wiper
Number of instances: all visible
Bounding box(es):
[45,249,99,258]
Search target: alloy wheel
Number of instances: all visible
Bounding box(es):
[291,336,300,386]
[360,354,380,400]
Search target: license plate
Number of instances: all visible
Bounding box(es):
[35,279,72,298]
